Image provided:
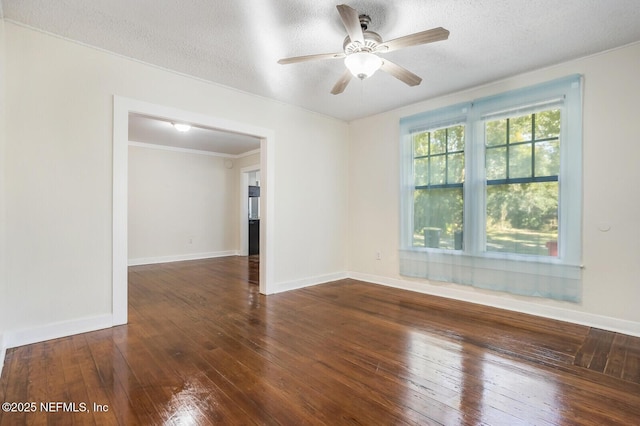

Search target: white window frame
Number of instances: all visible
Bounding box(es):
[399,75,583,302]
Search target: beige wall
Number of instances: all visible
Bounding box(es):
[2,22,349,342]
[0,19,7,354]
[348,42,640,334]
[128,145,247,264]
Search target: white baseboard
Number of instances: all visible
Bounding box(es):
[128,250,238,266]
[275,272,349,294]
[349,271,640,338]
[3,314,113,350]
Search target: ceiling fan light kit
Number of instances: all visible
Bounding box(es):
[278,4,450,95]
[345,51,382,79]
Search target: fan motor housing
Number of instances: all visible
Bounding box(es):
[343,30,382,54]
[343,14,382,54]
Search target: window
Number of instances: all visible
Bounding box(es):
[485,109,560,256]
[400,76,583,302]
[412,124,465,250]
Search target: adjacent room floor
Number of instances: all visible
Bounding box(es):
[1,257,639,424]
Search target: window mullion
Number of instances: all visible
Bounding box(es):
[462,117,486,255]
[506,118,510,180]
[444,128,449,185]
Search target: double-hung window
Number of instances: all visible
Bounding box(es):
[484,108,560,256]
[412,123,465,249]
[400,75,583,302]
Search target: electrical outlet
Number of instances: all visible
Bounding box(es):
[376,251,382,260]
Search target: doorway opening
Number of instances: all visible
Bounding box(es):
[241,167,261,286]
[113,96,275,326]
[240,166,261,256]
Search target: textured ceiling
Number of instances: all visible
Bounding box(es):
[3,0,640,124]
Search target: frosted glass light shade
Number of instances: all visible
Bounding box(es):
[344,52,383,80]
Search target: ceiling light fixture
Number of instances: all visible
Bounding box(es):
[344,52,383,80]
[172,123,191,132]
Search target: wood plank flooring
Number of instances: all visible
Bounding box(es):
[1,256,640,425]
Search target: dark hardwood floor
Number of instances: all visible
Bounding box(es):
[1,256,639,425]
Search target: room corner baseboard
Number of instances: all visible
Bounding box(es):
[3,314,114,350]
[348,271,640,338]
[275,272,349,294]
[128,250,239,266]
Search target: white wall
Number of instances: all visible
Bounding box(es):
[128,145,242,265]
[2,22,349,347]
[0,18,8,370]
[348,42,640,336]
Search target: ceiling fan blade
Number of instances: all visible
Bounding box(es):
[377,27,449,53]
[336,4,364,45]
[380,59,422,86]
[278,52,345,65]
[331,69,353,95]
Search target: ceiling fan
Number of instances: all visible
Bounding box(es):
[278,4,450,95]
